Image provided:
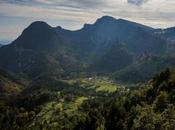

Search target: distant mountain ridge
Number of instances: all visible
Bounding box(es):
[0,40,11,46]
[0,16,174,82]
[154,27,175,41]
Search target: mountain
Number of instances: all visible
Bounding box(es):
[0,44,2,48]
[155,27,175,41]
[90,42,133,73]
[0,21,83,78]
[154,27,175,55]
[57,16,165,56]
[0,16,170,81]
[114,55,175,83]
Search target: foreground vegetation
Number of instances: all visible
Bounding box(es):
[0,68,175,130]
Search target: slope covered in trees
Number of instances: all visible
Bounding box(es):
[80,68,175,130]
[0,69,25,96]
[114,56,175,83]
[0,69,175,130]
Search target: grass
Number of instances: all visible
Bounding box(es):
[61,77,124,93]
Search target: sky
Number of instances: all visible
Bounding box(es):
[0,0,175,42]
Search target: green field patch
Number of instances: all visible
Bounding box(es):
[61,77,124,93]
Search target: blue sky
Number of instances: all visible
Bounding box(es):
[0,0,175,42]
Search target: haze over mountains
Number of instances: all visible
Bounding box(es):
[0,16,175,82]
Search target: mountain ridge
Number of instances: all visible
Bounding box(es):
[0,16,174,82]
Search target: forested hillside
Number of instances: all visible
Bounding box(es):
[0,68,175,130]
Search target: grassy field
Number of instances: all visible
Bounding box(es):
[61,77,125,93]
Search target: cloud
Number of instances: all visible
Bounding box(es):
[0,0,106,9]
[40,0,106,8]
[1,0,175,41]
[127,0,149,6]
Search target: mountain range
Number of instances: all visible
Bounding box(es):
[0,16,175,82]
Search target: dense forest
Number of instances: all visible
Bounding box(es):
[0,68,175,130]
